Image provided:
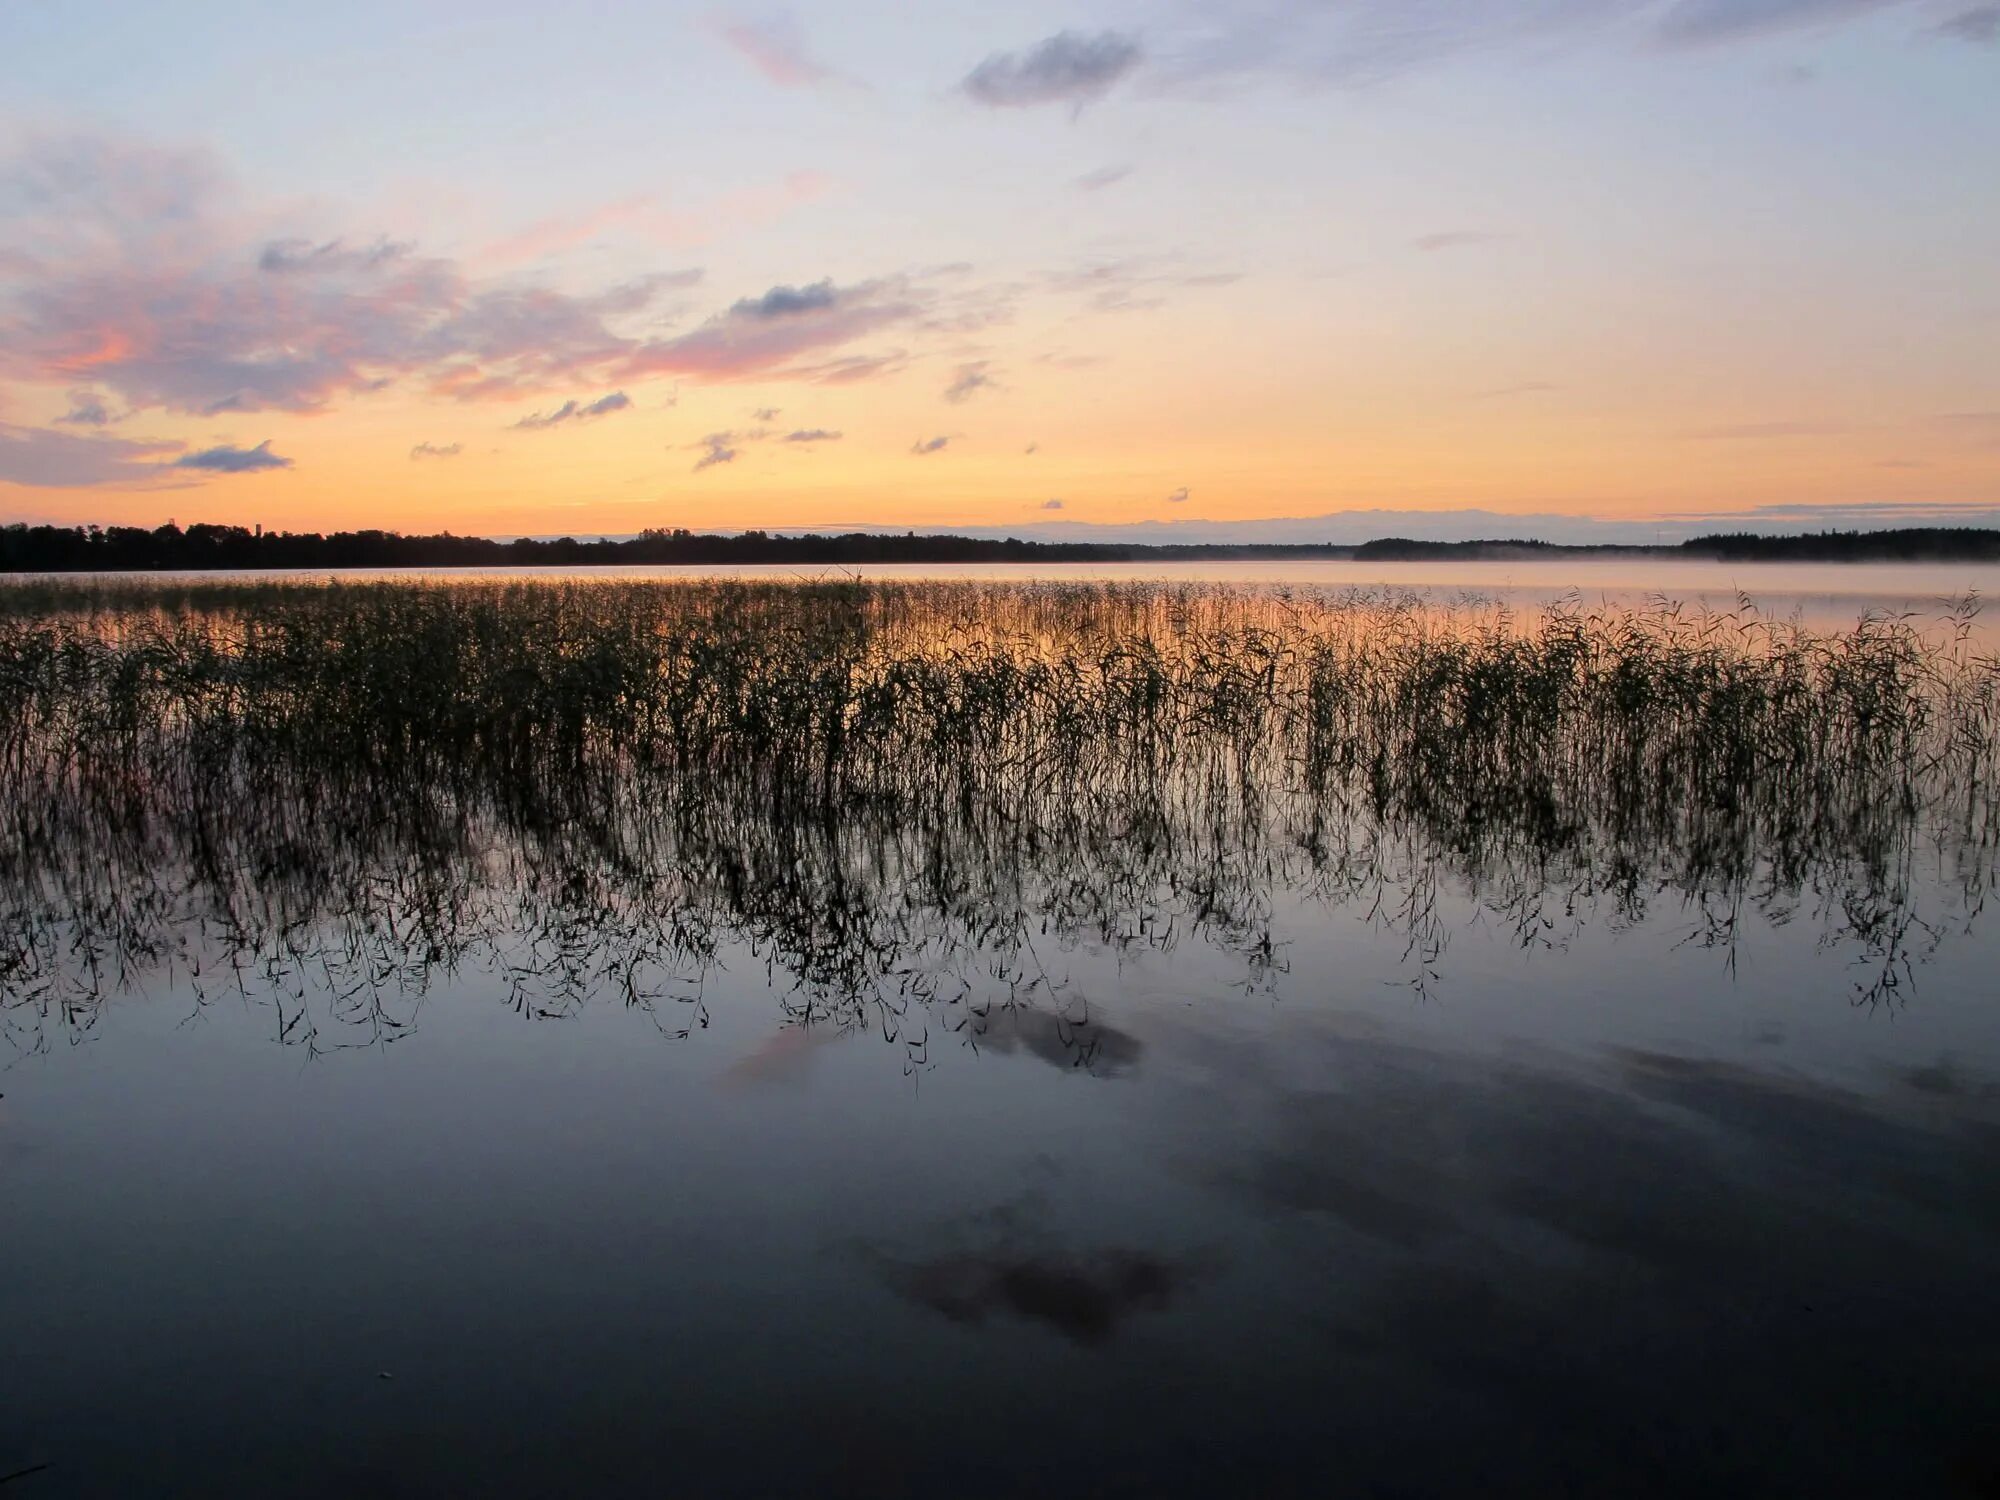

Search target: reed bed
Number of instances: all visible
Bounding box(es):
[2,577,1996,1050]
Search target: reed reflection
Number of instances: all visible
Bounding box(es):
[3,579,1995,1060]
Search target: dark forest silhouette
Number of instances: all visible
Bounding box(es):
[2,521,1997,572]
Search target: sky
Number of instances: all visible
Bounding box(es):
[1,0,1996,543]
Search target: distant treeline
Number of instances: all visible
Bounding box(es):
[1684,528,2000,562]
[2,521,1997,572]
[0,523,1334,572]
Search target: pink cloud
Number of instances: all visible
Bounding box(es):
[0,133,962,427]
[622,278,922,383]
[477,174,830,269]
[713,14,834,87]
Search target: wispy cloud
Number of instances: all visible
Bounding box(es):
[0,135,644,414]
[1413,230,1504,252]
[963,31,1143,111]
[0,422,180,487]
[55,390,115,426]
[943,361,995,404]
[1074,165,1133,192]
[1167,486,1191,504]
[1935,5,2000,42]
[1655,0,1912,47]
[514,400,581,431]
[511,391,633,429]
[911,435,950,455]
[410,441,462,460]
[1043,256,1241,315]
[1142,1,1931,94]
[258,237,411,275]
[712,12,834,87]
[0,135,867,422]
[692,432,741,472]
[478,177,819,266]
[684,423,840,467]
[173,439,291,473]
[782,350,910,385]
[623,278,932,384]
[1041,498,1065,510]
[1684,419,1849,439]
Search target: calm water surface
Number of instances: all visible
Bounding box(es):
[3,564,1997,1497]
[51,556,2000,628]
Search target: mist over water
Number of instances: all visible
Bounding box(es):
[4,570,1998,1497]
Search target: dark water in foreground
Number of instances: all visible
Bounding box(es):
[3,574,1998,1496]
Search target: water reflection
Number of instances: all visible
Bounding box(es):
[3,581,1996,1061]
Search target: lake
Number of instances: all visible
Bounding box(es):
[3,565,1997,1497]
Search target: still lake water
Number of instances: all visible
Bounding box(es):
[71,555,2000,629]
[4,563,1999,1497]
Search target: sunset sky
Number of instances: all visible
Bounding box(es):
[2,0,1996,541]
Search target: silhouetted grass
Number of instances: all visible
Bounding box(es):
[2,577,1995,1054]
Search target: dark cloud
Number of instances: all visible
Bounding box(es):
[409,441,461,460]
[1167,486,1190,504]
[514,400,580,430]
[257,236,411,275]
[1935,5,2000,41]
[878,1246,1199,1345]
[1041,498,1065,511]
[623,279,925,383]
[692,432,741,472]
[751,406,782,421]
[0,422,180,487]
[963,31,1143,110]
[1074,164,1133,191]
[910,435,950,455]
[1656,0,1909,46]
[961,1005,1142,1074]
[731,280,841,318]
[172,439,291,473]
[55,390,113,426]
[1023,442,1040,455]
[943,361,995,404]
[687,424,839,463]
[512,391,632,429]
